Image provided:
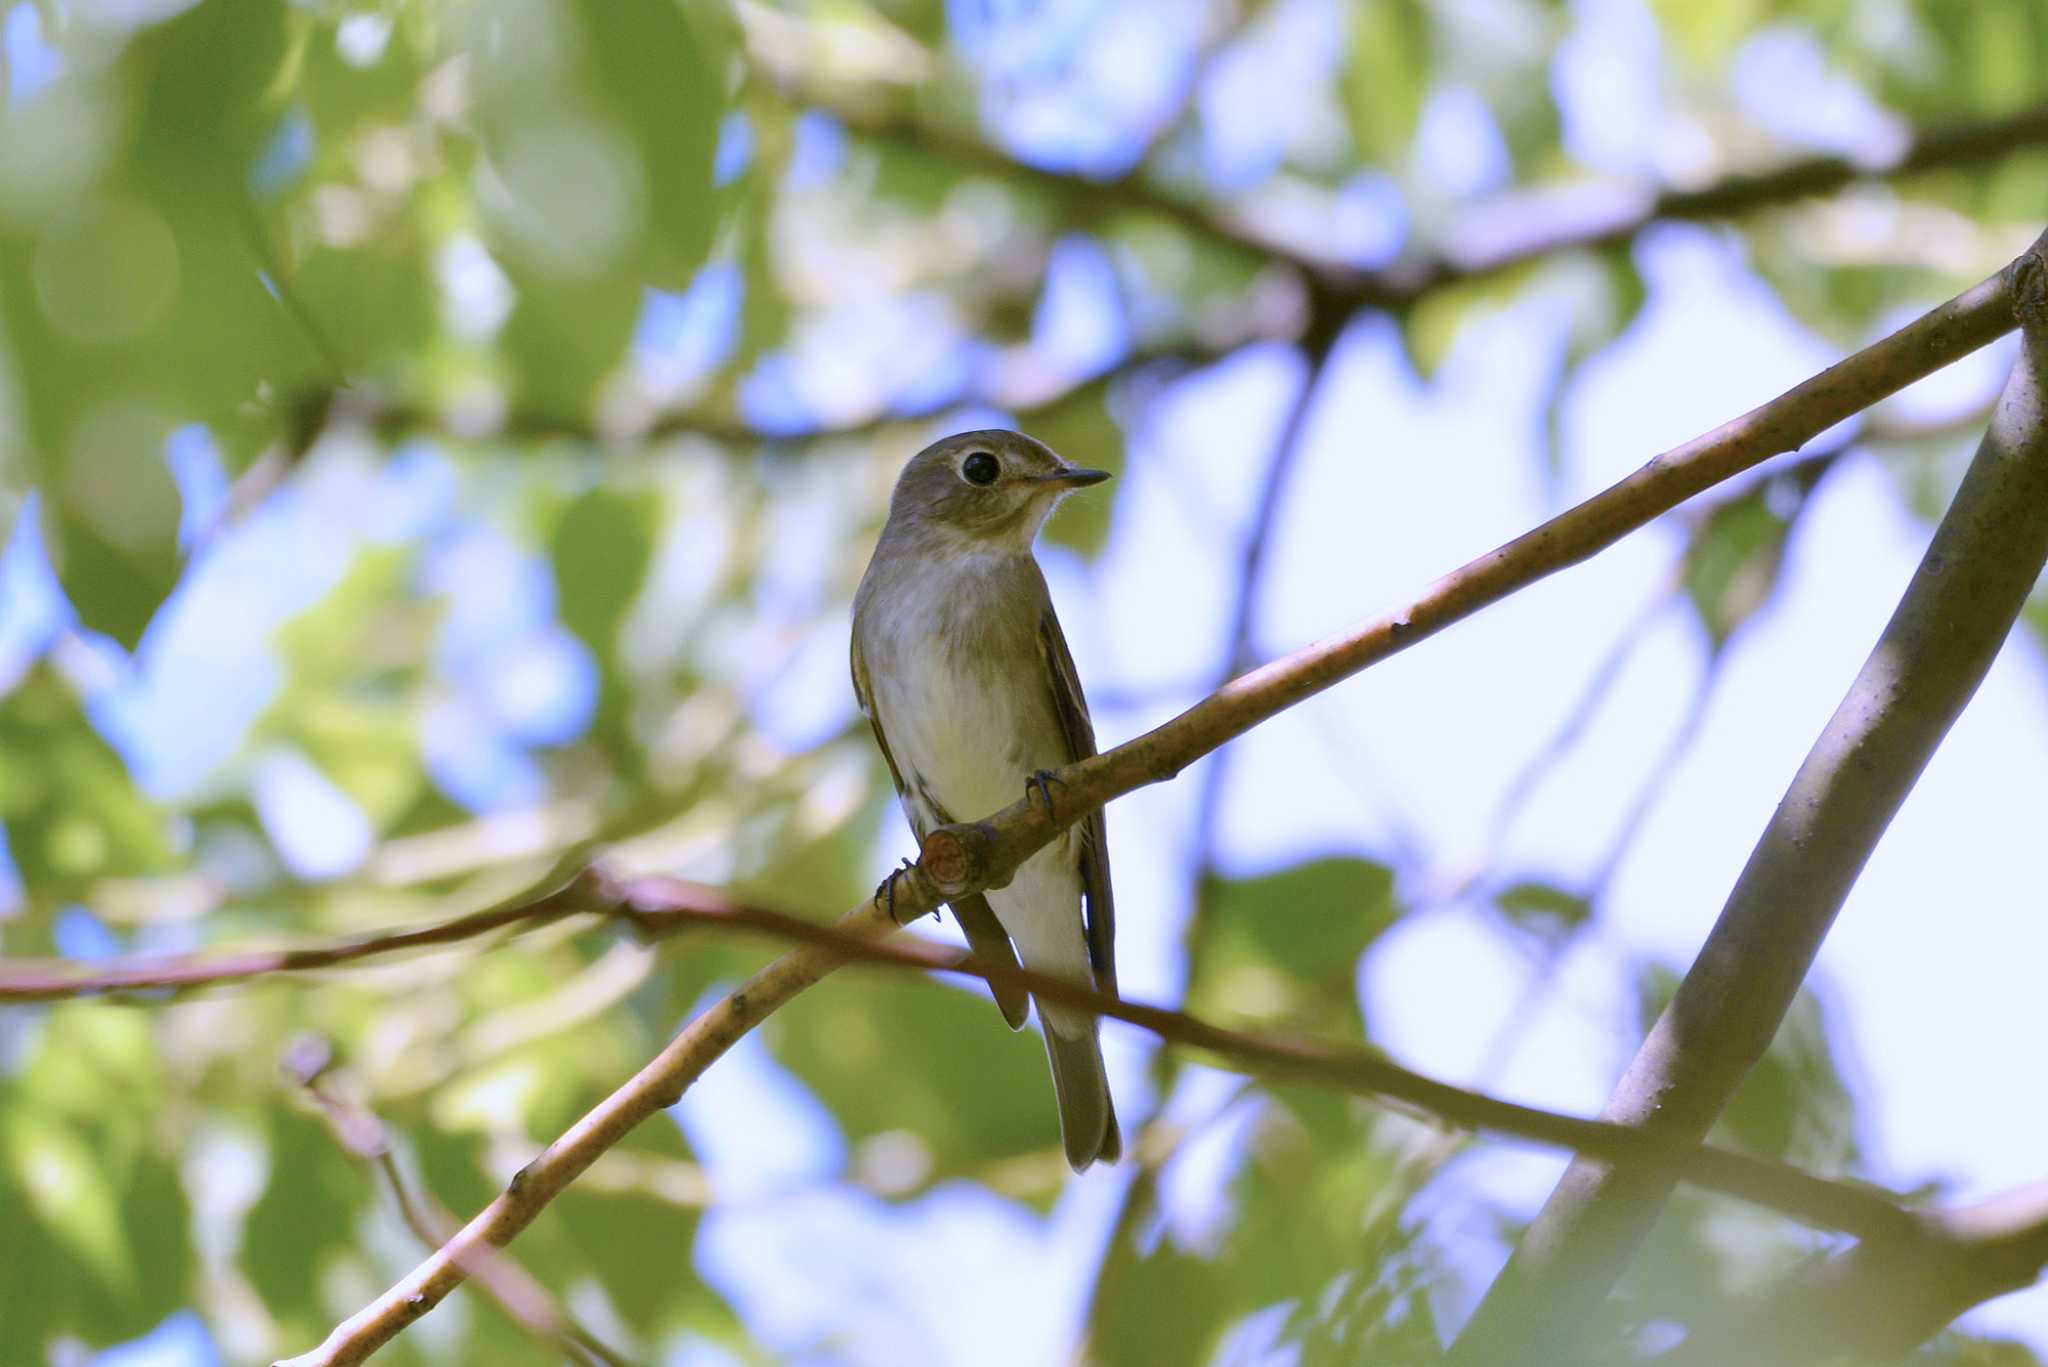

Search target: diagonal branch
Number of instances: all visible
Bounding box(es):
[283,864,2048,1366]
[1449,234,2048,1366]
[278,241,2034,1367]
[524,871,1924,1239]
[902,239,2032,909]
[1658,1181,2048,1365]
[287,1039,638,1367]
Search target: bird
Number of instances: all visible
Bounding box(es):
[850,428,1121,1171]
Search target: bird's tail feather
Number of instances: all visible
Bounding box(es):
[1044,1016,1120,1171]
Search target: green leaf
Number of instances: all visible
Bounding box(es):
[584,0,727,289]
[292,695,426,827]
[1186,856,1397,1037]
[552,1120,715,1335]
[1491,880,1592,942]
[244,1106,381,1335]
[0,666,175,912]
[1342,0,1431,165]
[551,485,659,665]
[770,967,1063,1178]
[1680,455,1831,649]
[498,269,644,425]
[1033,385,1124,560]
[41,443,183,650]
[1396,260,1540,381]
[6,1117,130,1291]
[1090,1087,1430,1366]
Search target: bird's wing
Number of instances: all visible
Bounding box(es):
[1037,599,1116,999]
[849,628,911,805]
[852,626,1030,1029]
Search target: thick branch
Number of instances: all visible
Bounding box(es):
[1451,236,2048,1367]
[278,244,2033,1365]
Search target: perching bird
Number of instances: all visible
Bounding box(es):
[851,429,1120,1170]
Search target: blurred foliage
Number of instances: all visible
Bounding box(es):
[0,0,2042,1362]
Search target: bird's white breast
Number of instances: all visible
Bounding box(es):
[859,556,1064,836]
[856,548,1093,1002]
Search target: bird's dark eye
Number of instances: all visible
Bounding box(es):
[961,451,1000,485]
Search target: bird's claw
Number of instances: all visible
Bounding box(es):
[1026,769,1065,821]
[872,856,918,922]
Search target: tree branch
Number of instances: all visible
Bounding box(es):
[286,862,2048,1365]
[1450,233,2048,1366]
[1091,332,1340,1335]
[0,859,770,1001]
[275,242,2033,1365]
[276,890,903,1367]
[795,66,2048,313]
[584,872,1916,1241]
[903,241,2030,910]
[1657,1182,2048,1366]
[307,341,1211,460]
[1175,325,1346,1026]
[0,876,595,1002]
[1346,103,2048,310]
[286,1038,637,1367]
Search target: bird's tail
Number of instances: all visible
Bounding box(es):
[1043,1014,1121,1171]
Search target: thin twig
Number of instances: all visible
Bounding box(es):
[1464,575,1680,895]
[0,880,591,1002]
[794,68,2048,310]
[0,852,746,1002]
[1180,336,1341,1003]
[1091,333,1340,1334]
[276,241,2036,1366]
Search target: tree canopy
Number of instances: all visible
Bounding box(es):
[3,1,2047,1364]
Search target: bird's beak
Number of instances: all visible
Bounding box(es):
[1036,466,1112,489]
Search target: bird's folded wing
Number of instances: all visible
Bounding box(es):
[1037,601,1116,998]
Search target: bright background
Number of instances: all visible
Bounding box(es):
[2,0,2046,1363]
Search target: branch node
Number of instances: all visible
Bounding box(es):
[2013,231,2048,334]
[919,823,996,898]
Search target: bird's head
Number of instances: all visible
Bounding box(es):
[886,429,1111,553]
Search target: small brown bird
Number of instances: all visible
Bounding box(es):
[850,429,1121,1170]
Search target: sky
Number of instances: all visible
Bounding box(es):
[4,0,2044,1362]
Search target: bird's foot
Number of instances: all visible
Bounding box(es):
[871,857,918,922]
[1026,769,1065,821]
